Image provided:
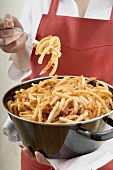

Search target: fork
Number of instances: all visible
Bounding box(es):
[0,18,38,45]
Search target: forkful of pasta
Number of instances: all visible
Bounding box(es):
[34,35,62,76]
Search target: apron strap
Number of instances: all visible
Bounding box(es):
[48,0,59,15]
[110,7,113,21]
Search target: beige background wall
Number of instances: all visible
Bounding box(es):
[0,0,25,170]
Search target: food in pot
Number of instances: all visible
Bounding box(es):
[7,75,113,123]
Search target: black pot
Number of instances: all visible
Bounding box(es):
[2,76,113,159]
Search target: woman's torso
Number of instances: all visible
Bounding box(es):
[8,0,113,82]
[23,0,113,85]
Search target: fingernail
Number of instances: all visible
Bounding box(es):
[35,152,39,159]
[0,39,4,46]
[8,21,14,27]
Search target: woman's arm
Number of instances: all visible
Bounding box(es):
[11,47,31,72]
[0,14,31,72]
[0,0,33,81]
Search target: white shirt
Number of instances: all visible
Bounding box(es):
[8,0,113,82]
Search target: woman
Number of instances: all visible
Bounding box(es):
[1,0,113,169]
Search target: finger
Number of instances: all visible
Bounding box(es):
[0,29,21,38]
[0,20,14,29]
[4,14,23,30]
[35,151,51,166]
[22,147,35,160]
[18,143,24,149]
[0,35,22,46]
[1,35,28,53]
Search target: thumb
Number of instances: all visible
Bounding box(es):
[35,151,51,166]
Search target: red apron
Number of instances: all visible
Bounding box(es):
[22,0,113,169]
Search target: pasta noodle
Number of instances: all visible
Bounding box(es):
[7,76,113,123]
[34,35,61,76]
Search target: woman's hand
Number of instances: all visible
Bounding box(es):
[19,144,51,166]
[0,14,28,53]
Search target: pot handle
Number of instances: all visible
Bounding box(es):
[76,116,113,141]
